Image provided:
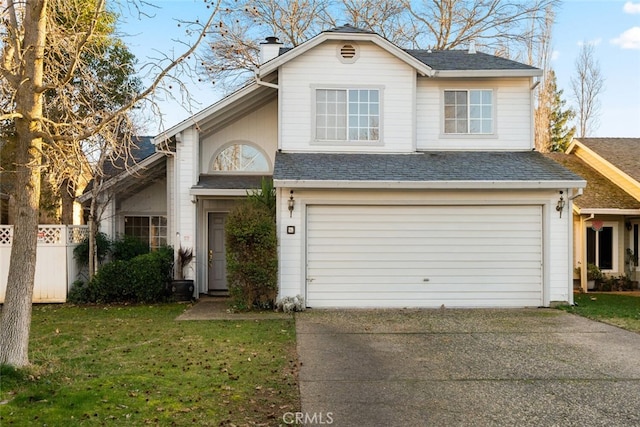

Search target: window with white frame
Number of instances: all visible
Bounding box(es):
[586,222,618,271]
[444,89,493,134]
[124,216,167,250]
[212,144,269,172]
[315,89,380,142]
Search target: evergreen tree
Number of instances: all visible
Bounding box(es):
[547,70,576,152]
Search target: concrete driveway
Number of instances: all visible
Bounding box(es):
[295,309,640,426]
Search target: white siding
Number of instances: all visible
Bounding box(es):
[416,77,533,151]
[200,100,278,172]
[119,179,167,215]
[277,188,573,307]
[280,40,415,152]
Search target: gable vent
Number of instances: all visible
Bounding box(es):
[340,44,357,59]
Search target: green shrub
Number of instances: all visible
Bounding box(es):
[73,232,111,267]
[111,235,150,261]
[72,247,173,304]
[226,200,278,310]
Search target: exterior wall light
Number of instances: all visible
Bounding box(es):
[288,190,295,218]
[556,191,565,218]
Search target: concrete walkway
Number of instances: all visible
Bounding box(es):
[175,296,290,320]
[295,308,640,426]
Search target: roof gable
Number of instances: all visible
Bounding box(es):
[260,25,541,78]
[567,138,640,202]
[571,138,640,183]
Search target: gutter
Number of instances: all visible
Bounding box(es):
[273,179,587,190]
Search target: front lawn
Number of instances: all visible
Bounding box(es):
[559,293,640,333]
[0,304,299,426]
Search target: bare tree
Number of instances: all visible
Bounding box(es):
[202,0,332,90]
[0,0,223,367]
[570,42,605,137]
[201,0,559,92]
[403,0,559,55]
[341,0,417,46]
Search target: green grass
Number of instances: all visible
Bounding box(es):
[559,293,640,332]
[0,304,299,426]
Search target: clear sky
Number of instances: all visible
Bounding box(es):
[118,0,640,138]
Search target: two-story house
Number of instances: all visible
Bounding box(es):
[96,25,585,308]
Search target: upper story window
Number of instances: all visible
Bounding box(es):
[212,143,270,172]
[444,89,493,134]
[315,89,380,142]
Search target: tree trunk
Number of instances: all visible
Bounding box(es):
[0,0,48,368]
[60,179,75,225]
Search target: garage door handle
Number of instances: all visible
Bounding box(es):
[307,278,315,282]
[423,278,430,282]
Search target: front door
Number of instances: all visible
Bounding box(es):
[208,213,228,291]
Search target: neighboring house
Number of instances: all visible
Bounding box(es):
[548,138,640,291]
[91,25,586,308]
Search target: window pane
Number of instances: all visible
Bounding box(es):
[482,90,492,104]
[482,119,493,133]
[456,119,468,133]
[445,120,456,133]
[360,90,368,102]
[370,103,379,115]
[349,91,358,102]
[444,91,455,104]
[469,119,481,133]
[599,227,613,270]
[349,128,359,139]
[369,90,379,102]
[346,89,379,141]
[482,106,492,119]
[470,106,480,119]
[456,91,467,104]
[469,90,481,104]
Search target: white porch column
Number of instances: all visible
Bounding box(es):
[174,128,199,286]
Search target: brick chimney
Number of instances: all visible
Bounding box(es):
[260,36,283,64]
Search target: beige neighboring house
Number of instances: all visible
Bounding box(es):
[548,138,640,291]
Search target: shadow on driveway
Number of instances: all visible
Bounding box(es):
[295,309,640,426]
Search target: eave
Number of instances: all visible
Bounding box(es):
[274,179,586,190]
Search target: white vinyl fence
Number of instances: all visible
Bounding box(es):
[0,225,88,303]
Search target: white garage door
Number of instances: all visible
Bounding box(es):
[306,205,543,308]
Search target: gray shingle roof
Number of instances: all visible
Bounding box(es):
[545,153,640,210]
[407,50,538,71]
[575,138,640,183]
[273,151,583,183]
[194,175,270,190]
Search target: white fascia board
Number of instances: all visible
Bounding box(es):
[577,208,640,215]
[274,179,586,190]
[189,188,248,197]
[77,153,166,203]
[434,69,543,78]
[258,32,434,77]
[153,82,262,144]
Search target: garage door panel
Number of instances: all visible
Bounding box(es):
[306,204,543,308]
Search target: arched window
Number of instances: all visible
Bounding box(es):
[211,144,270,172]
